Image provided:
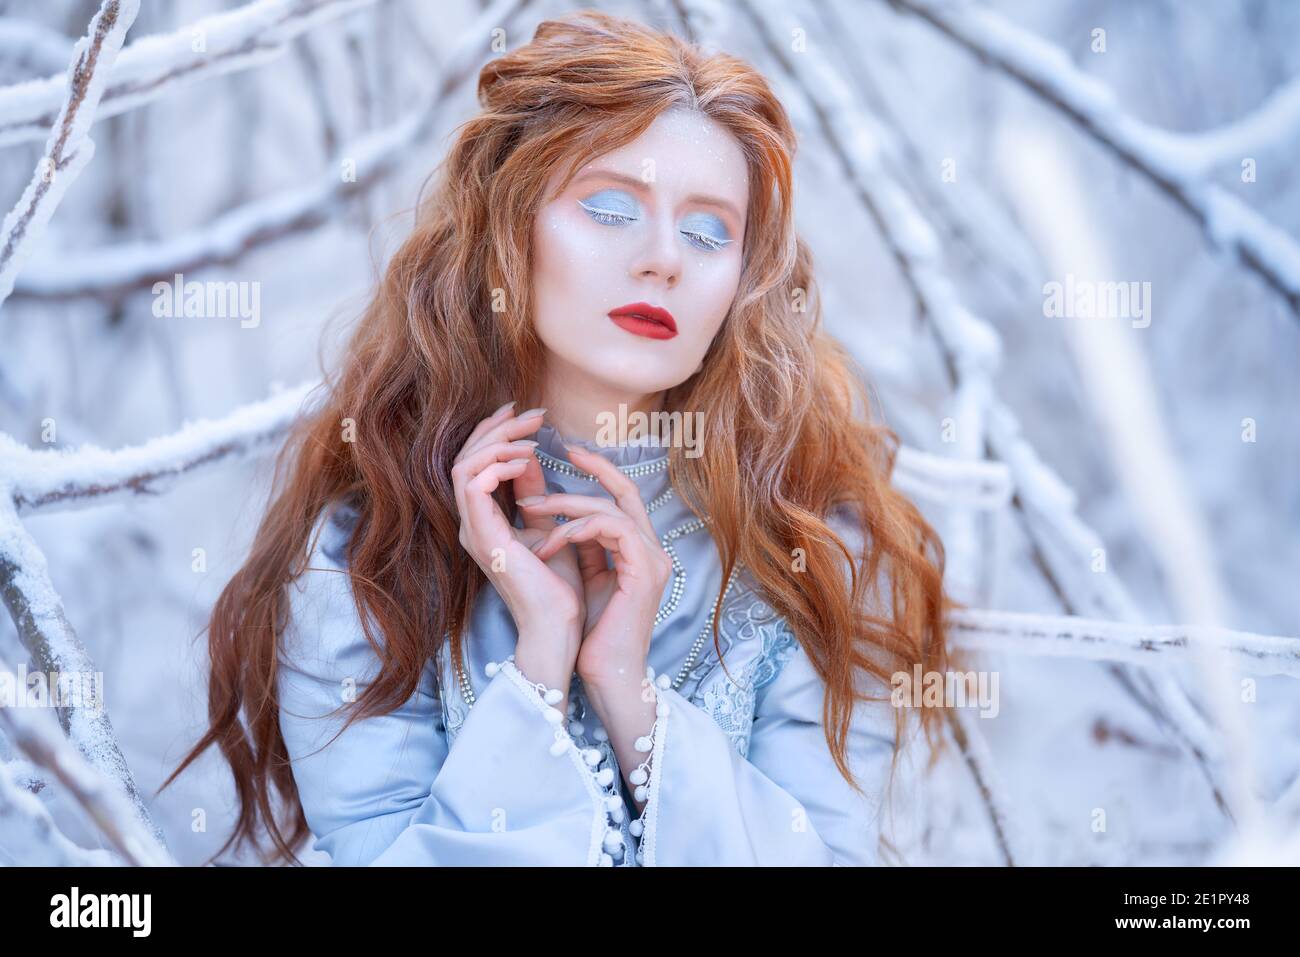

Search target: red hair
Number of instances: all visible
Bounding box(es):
[164,9,951,865]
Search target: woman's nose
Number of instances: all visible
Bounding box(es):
[629,217,682,289]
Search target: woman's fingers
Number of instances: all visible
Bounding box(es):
[457,405,547,464]
[511,454,555,532]
[451,440,537,520]
[456,400,516,463]
[571,536,610,581]
[519,497,622,581]
[515,492,624,525]
[462,458,531,549]
[530,513,665,590]
[561,444,658,542]
[517,492,660,583]
[453,441,535,547]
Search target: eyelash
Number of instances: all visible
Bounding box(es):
[579,202,733,252]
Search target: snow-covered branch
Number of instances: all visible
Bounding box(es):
[0,0,139,310]
[9,0,538,303]
[0,0,377,148]
[2,757,49,794]
[0,757,117,865]
[4,381,321,515]
[1162,74,1300,176]
[949,607,1300,678]
[0,496,169,856]
[893,445,1011,511]
[887,0,1300,316]
[943,708,1020,866]
[0,648,172,865]
[12,114,418,302]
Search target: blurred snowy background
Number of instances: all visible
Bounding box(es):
[0,0,1297,866]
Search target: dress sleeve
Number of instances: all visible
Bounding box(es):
[633,505,905,867]
[632,643,900,866]
[277,511,623,866]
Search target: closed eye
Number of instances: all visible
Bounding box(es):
[681,230,732,252]
[578,198,637,226]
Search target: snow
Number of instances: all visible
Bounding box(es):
[0,0,376,148]
[950,608,1300,678]
[11,0,536,302]
[0,496,171,859]
[0,756,118,865]
[0,0,140,309]
[13,118,422,300]
[892,0,1300,307]
[892,446,1012,511]
[4,380,320,514]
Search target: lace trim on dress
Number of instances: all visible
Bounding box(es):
[630,667,670,867]
[493,657,633,867]
[684,576,801,759]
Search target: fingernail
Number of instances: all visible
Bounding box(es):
[520,407,547,419]
[516,495,544,506]
[512,439,539,447]
[562,442,585,455]
[493,400,516,416]
[562,518,586,536]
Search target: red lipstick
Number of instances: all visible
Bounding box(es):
[608,302,678,340]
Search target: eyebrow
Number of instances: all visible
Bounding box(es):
[570,168,744,224]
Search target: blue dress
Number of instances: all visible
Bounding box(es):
[277,423,904,865]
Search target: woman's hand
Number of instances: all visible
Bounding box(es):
[518,443,672,690]
[451,402,585,699]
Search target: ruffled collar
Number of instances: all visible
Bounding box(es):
[532,421,670,475]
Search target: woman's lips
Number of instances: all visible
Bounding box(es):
[608,302,678,340]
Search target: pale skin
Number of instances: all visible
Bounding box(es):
[451,107,749,812]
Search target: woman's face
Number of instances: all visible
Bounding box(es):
[530,107,749,397]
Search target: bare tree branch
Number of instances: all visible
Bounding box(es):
[885,0,1300,317]
[4,381,320,515]
[0,0,140,310]
[0,496,169,857]
[944,708,1019,866]
[950,608,1300,678]
[0,0,377,148]
[0,650,172,865]
[8,0,538,303]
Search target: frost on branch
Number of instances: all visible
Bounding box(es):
[0,0,377,148]
[5,380,321,515]
[9,0,539,302]
[889,0,1300,315]
[0,0,139,310]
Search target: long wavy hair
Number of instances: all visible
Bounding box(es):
[164,9,952,866]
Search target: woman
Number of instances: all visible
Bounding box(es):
[167,9,951,867]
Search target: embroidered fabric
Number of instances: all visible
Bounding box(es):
[684,576,800,759]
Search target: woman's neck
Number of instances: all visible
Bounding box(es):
[529,363,667,445]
